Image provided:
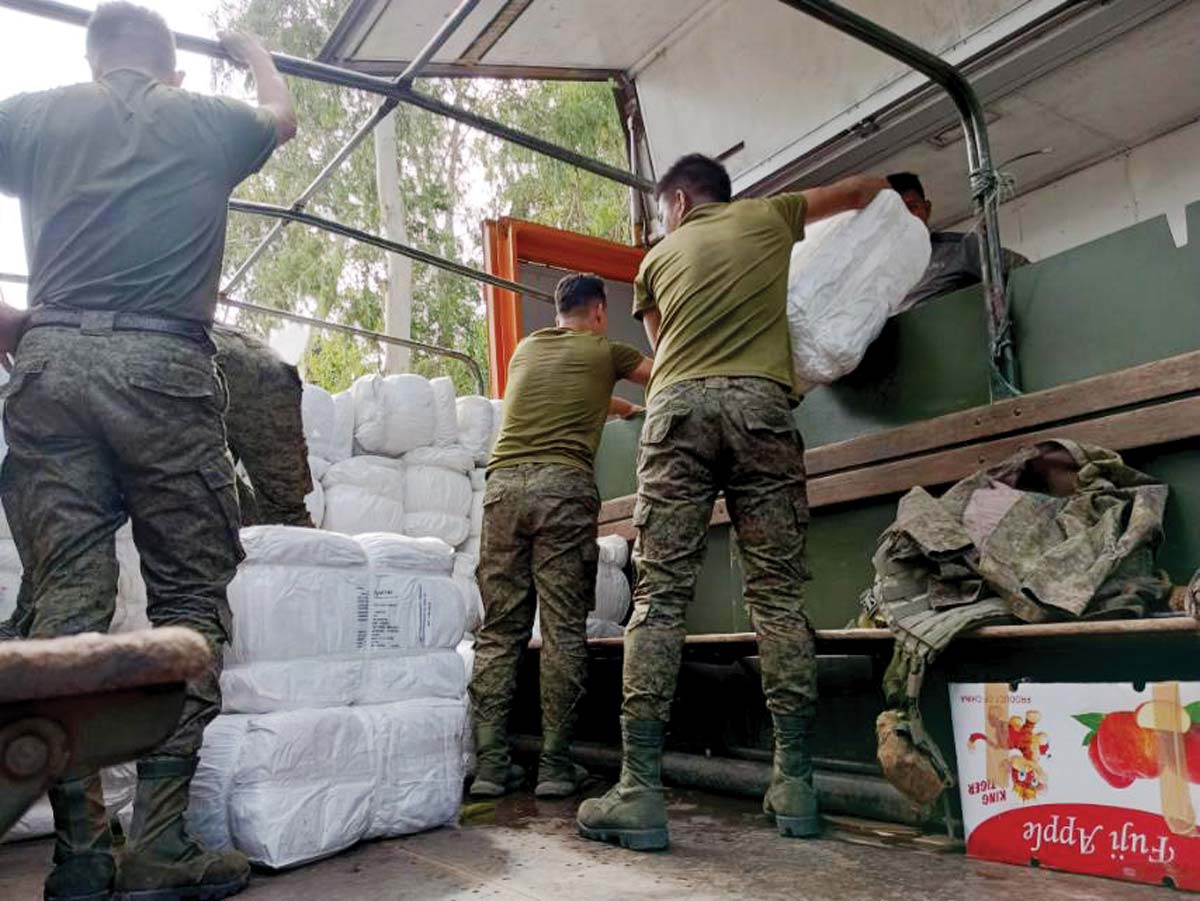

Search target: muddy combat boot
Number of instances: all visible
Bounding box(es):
[469,722,526,798]
[534,731,589,799]
[44,773,115,901]
[113,756,249,901]
[763,714,821,838]
[576,719,668,852]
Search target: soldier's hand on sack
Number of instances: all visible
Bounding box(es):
[218,29,270,67]
[0,301,29,360]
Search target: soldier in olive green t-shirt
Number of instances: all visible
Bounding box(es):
[0,7,296,900]
[470,273,651,803]
[579,154,889,852]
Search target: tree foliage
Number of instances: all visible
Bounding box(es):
[213,0,631,394]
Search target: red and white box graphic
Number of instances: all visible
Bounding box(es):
[950,681,1200,891]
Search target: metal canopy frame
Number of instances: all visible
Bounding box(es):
[0,0,1016,398]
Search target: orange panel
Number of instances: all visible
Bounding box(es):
[482,218,648,398]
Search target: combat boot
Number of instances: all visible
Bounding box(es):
[469,722,525,798]
[576,718,668,851]
[44,772,115,901]
[113,756,249,901]
[534,730,589,799]
[762,713,821,838]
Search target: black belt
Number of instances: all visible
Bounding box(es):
[27,307,212,344]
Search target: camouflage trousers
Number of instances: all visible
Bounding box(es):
[469,464,600,735]
[626,377,816,722]
[213,328,313,528]
[0,326,244,756]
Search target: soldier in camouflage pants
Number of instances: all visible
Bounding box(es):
[624,377,815,725]
[469,464,600,793]
[1,327,244,755]
[214,327,313,528]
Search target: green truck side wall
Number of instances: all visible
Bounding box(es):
[594,203,1200,632]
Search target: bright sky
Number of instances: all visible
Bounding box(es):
[0,0,227,310]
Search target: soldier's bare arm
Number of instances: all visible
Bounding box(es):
[219,30,297,144]
[608,397,644,419]
[642,308,662,351]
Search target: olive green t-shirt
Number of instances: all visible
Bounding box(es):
[634,194,806,400]
[490,328,643,474]
[0,69,278,324]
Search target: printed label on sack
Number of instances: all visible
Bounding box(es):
[950,681,1200,890]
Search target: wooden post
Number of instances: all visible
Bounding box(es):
[374,110,411,374]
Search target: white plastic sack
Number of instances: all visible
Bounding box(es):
[189,699,465,869]
[112,527,150,634]
[0,537,22,622]
[219,649,467,713]
[429,376,459,447]
[321,456,406,535]
[402,463,472,548]
[787,189,930,387]
[404,445,475,474]
[304,457,328,528]
[456,396,494,465]
[452,553,484,632]
[330,390,355,463]
[301,384,337,462]
[595,561,632,624]
[362,534,467,651]
[489,399,504,452]
[352,374,436,456]
[226,527,369,665]
[597,534,629,568]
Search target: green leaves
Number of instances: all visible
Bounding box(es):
[1187,701,1200,725]
[1074,712,1104,746]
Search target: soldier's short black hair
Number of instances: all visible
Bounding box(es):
[554,273,607,316]
[87,2,177,80]
[886,172,926,199]
[656,154,732,204]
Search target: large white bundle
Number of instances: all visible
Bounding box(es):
[6,765,137,843]
[352,374,436,456]
[402,461,472,548]
[330,390,355,462]
[220,648,467,713]
[597,534,629,568]
[300,384,336,462]
[404,445,474,474]
[321,456,406,535]
[0,536,21,622]
[429,376,459,447]
[305,457,329,528]
[112,526,150,634]
[452,553,484,632]
[226,527,367,664]
[787,189,930,387]
[361,533,466,651]
[595,561,632,624]
[456,396,494,464]
[358,532,454,574]
[489,399,504,452]
[188,699,465,869]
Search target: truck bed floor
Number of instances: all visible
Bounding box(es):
[0,785,1167,899]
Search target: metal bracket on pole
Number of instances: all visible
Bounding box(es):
[777,0,1019,399]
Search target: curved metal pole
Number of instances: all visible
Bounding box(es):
[220,297,487,395]
[228,199,555,303]
[0,273,487,393]
[777,0,1016,398]
[0,0,654,194]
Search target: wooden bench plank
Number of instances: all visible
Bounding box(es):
[598,394,1200,536]
[805,349,1200,477]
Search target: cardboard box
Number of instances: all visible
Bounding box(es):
[950,681,1200,891]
